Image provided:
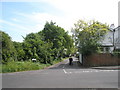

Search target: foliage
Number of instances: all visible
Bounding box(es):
[0,57,69,73]
[1,61,51,73]
[1,31,17,63]
[13,41,25,61]
[42,21,75,58]
[18,21,75,64]
[1,21,75,72]
[22,32,54,64]
[112,49,120,57]
[63,32,76,56]
[72,20,109,55]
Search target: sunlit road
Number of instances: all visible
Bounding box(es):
[2,57,118,88]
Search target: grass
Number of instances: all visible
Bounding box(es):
[1,61,51,73]
[0,58,68,73]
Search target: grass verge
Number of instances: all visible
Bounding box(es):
[0,61,51,73]
[0,58,68,73]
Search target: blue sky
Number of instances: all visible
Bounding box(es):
[1,1,64,42]
[0,0,119,42]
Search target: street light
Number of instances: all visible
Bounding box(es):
[110,24,115,50]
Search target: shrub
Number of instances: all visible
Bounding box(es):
[2,61,40,73]
[113,49,120,57]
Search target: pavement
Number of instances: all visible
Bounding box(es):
[91,66,120,70]
[2,57,119,88]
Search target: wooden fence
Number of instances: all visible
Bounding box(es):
[82,53,120,66]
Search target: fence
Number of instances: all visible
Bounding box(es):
[82,53,120,66]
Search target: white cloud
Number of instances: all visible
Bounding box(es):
[43,0,119,27]
[2,0,119,28]
[15,12,72,31]
[0,19,31,33]
[1,0,119,42]
[11,18,21,22]
[5,0,119,33]
[30,12,75,31]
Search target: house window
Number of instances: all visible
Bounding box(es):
[106,47,110,53]
[100,47,104,53]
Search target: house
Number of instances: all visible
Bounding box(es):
[115,26,120,50]
[99,25,120,53]
[77,25,120,63]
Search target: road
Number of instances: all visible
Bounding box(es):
[2,57,119,88]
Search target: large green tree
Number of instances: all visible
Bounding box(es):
[42,21,75,58]
[63,32,76,56]
[13,41,25,61]
[1,21,75,65]
[23,33,43,61]
[1,31,17,63]
[22,32,53,64]
[72,20,109,55]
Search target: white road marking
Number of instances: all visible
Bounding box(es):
[95,70,99,72]
[99,70,117,72]
[62,60,69,73]
[69,72,72,74]
[63,69,67,74]
[62,59,118,74]
[63,69,118,74]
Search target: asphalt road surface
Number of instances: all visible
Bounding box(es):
[2,57,119,88]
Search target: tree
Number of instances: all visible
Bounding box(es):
[72,20,109,55]
[22,32,54,64]
[63,32,76,56]
[1,31,17,63]
[1,21,75,65]
[13,41,25,61]
[42,21,75,59]
[23,33,43,61]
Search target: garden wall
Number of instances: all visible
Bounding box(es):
[83,53,120,66]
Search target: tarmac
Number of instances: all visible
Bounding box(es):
[47,57,120,70]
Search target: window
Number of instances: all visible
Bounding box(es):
[100,47,104,53]
[106,47,110,53]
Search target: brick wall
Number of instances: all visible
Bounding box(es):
[83,53,120,66]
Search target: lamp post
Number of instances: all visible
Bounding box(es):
[110,24,115,50]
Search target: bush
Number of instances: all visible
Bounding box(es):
[113,49,120,57]
[2,61,41,73]
[1,56,68,73]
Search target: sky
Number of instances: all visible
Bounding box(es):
[0,0,119,42]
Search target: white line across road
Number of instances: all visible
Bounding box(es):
[62,60,69,73]
[62,57,119,74]
[63,69,67,74]
[63,69,119,74]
